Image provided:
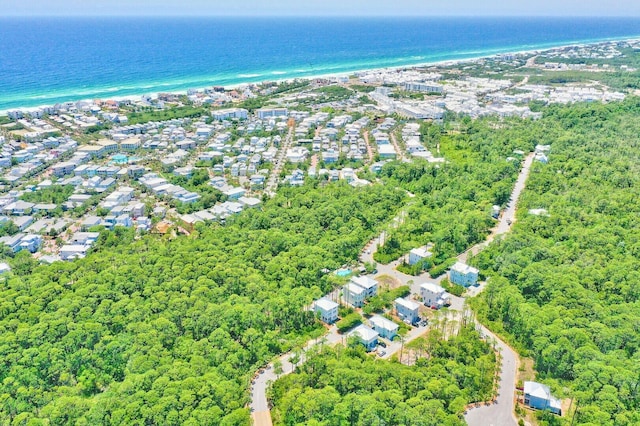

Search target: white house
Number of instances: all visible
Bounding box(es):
[408,246,433,266]
[369,315,398,340]
[349,324,379,351]
[70,232,100,245]
[395,297,420,324]
[420,282,450,309]
[314,298,339,324]
[403,82,444,93]
[212,108,248,121]
[449,262,479,287]
[60,244,90,260]
[350,275,378,298]
[343,282,366,308]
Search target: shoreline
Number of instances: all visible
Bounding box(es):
[2,35,639,116]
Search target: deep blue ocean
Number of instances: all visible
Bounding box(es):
[1,17,639,111]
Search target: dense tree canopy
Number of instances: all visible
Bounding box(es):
[375,116,540,267]
[0,182,404,425]
[268,326,496,426]
[471,98,640,425]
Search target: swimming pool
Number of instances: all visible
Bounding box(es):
[112,154,128,164]
[335,268,352,277]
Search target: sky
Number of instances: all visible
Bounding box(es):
[2,0,640,17]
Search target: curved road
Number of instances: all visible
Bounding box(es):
[462,153,533,426]
[250,153,534,426]
[464,324,519,426]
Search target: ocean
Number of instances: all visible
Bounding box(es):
[1,17,639,111]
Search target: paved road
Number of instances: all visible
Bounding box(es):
[459,152,534,263]
[250,153,534,426]
[250,326,342,425]
[265,126,294,196]
[461,153,534,426]
[464,324,519,426]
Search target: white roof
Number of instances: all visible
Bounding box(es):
[395,297,420,311]
[420,282,446,294]
[350,324,379,342]
[378,144,397,154]
[451,261,478,275]
[410,247,432,258]
[60,244,89,253]
[315,298,338,311]
[524,381,562,409]
[369,315,399,331]
[351,275,378,290]
[344,282,365,295]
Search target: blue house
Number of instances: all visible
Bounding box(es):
[448,261,479,287]
[524,381,562,415]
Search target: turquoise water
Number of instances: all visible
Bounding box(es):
[0,17,639,111]
[112,154,128,164]
[336,269,352,277]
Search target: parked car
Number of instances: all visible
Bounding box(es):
[378,341,387,348]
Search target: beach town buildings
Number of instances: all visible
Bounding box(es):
[314,298,339,324]
[395,297,421,324]
[212,108,249,121]
[448,262,479,287]
[420,283,450,309]
[350,276,378,298]
[343,282,367,308]
[349,324,379,351]
[369,315,399,340]
[408,246,433,266]
[256,108,288,119]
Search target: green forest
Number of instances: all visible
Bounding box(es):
[374,115,543,269]
[268,326,496,426]
[3,78,640,426]
[0,183,404,425]
[471,98,640,425]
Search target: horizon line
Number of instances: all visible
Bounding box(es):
[2,14,640,18]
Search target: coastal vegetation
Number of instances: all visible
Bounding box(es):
[268,325,497,426]
[126,105,210,125]
[2,35,640,426]
[470,98,640,425]
[0,182,405,425]
[20,184,75,205]
[373,116,539,267]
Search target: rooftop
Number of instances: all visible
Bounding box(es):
[350,324,379,342]
[451,261,478,275]
[369,315,399,331]
[420,282,446,294]
[351,275,378,290]
[395,297,420,311]
[315,298,339,311]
